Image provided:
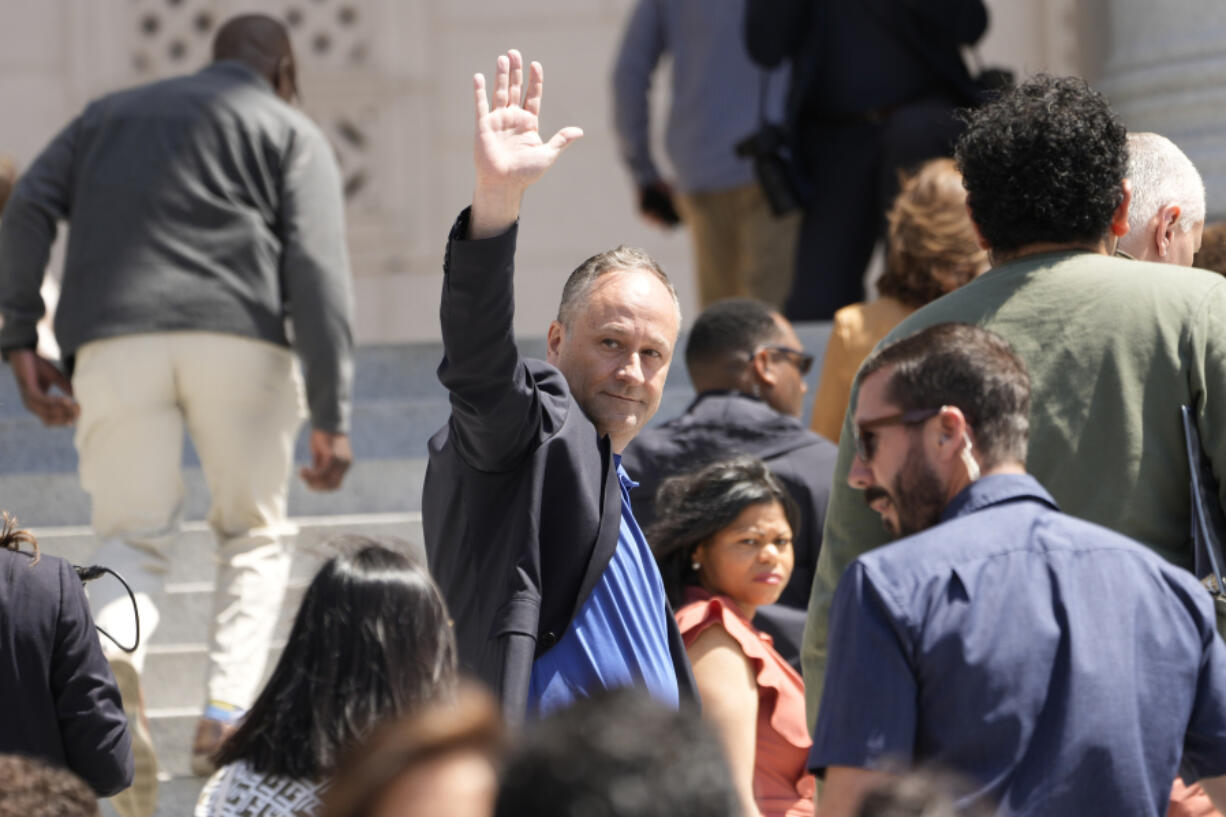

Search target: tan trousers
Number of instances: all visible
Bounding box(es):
[73,332,306,711]
[675,181,801,310]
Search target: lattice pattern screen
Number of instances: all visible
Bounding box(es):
[126,0,377,209]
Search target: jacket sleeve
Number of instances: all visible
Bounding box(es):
[51,560,134,797]
[0,115,79,352]
[1191,280,1226,622]
[438,210,555,473]
[802,382,892,732]
[611,0,668,187]
[278,121,356,434]
[744,0,813,69]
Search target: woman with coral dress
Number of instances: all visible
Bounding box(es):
[648,455,815,817]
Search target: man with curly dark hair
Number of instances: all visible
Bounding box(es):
[804,75,1226,817]
[955,75,1131,255]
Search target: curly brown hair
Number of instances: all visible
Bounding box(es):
[877,158,988,309]
[0,755,97,817]
[1193,221,1226,277]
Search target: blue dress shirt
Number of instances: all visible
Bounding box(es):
[811,474,1226,817]
[528,456,680,715]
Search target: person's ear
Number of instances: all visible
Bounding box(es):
[1110,179,1133,238]
[933,406,968,462]
[275,55,298,103]
[751,348,777,388]
[1156,203,1181,259]
[546,320,565,365]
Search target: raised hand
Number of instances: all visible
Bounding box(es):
[469,50,583,238]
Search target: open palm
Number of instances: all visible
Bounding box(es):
[473,51,583,193]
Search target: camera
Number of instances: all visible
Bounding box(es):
[735,124,804,217]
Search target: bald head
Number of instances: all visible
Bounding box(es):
[212,14,297,102]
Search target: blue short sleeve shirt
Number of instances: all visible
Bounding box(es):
[810,474,1226,816]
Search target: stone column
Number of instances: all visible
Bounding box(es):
[1095,0,1226,220]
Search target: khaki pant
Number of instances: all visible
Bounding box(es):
[676,181,801,310]
[73,332,306,710]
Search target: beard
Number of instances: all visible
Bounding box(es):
[868,440,948,538]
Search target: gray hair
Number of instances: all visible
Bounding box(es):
[557,246,681,327]
[1126,132,1206,234]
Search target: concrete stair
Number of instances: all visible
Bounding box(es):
[1,325,832,816]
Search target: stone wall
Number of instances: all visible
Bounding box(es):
[1096,0,1226,221]
[1,0,1085,345]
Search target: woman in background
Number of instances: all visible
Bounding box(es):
[196,540,457,817]
[810,157,988,441]
[649,456,813,817]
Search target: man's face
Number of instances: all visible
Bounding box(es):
[848,368,949,538]
[547,269,679,453]
[761,314,809,418]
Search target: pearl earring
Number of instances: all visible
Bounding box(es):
[691,561,701,571]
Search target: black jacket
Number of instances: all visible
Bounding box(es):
[623,390,839,610]
[745,0,987,184]
[0,548,133,796]
[423,212,696,723]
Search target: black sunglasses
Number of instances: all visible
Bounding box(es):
[758,344,814,375]
[853,407,942,462]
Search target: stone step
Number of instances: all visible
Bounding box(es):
[147,712,222,781]
[144,644,287,713]
[30,511,426,584]
[0,397,456,474]
[0,324,834,479]
[0,458,429,528]
[145,583,308,648]
[101,777,206,817]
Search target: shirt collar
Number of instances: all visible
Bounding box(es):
[613,454,638,490]
[203,59,274,92]
[939,473,1058,524]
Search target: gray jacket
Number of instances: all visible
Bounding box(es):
[0,61,354,432]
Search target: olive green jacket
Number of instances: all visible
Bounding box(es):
[804,250,1226,727]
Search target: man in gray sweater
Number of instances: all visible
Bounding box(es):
[0,14,354,806]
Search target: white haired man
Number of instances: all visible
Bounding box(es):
[1117,131,1206,265]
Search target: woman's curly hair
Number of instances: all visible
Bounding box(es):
[877,158,988,308]
[954,75,1128,256]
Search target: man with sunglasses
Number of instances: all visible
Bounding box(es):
[623,297,837,667]
[809,322,1226,817]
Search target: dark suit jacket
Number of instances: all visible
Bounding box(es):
[423,211,696,723]
[745,0,987,184]
[0,548,133,796]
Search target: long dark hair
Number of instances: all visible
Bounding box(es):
[646,456,798,608]
[214,539,458,780]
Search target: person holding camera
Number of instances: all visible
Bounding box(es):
[745,0,989,322]
[613,0,800,310]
